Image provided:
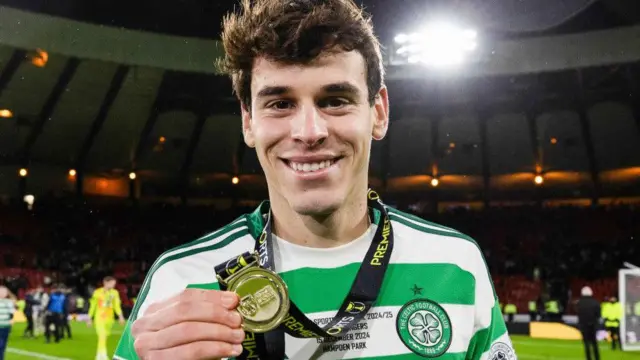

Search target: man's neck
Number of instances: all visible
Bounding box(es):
[269,190,370,248]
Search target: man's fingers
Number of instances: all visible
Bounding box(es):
[135,302,242,334]
[141,340,243,360]
[136,322,245,351]
[145,289,239,316]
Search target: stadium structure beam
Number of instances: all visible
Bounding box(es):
[74,65,129,196]
[18,58,80,166]
[0,50,26,98]
[132,75,166,171]
[575,70,601,206]
[179,111,208,205]
[478,106,491,209]
[624,65,640,137]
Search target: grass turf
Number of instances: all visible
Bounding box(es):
[3,322,640,359]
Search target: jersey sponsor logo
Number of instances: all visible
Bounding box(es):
[396,298,452,358]
[488,342,516,360]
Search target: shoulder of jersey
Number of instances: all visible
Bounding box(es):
[385,206,481,248]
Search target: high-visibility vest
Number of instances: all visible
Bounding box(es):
[529,301,537,312]
[504,304,517,314]
[76,297,85,309]
[604,302,622,328]
[17,299,26,312]
[545,301,559,314]
[602,302,611,319]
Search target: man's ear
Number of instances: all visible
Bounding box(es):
[241,103,255,148]
[372,86,389,141]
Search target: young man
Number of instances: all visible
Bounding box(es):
[0,286,16,360]
[89,276,125,360]
[114,0,515,359]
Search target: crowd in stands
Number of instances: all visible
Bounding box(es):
[0,195,638,316]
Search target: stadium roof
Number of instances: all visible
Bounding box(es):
[0,0,639,204]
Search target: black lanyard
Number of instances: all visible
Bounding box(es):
[218,189,394,359]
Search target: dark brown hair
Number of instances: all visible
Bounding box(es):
[103,276,116,283]
[219,0,385,109]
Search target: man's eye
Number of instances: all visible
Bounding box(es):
[269,100,293,110]
[320,97,349,108]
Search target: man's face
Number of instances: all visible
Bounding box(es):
[242,51,389,216]
[104,280,116,290]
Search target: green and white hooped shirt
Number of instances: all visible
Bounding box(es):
[114,205,516,359]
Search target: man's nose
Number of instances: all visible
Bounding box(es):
[290,105,328,146]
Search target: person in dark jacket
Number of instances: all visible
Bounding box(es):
[23,289,39,338]
[44,286,66,343]
[60,287,72,339]
[577,286,601,360]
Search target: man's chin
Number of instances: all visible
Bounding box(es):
[289,196,342,217]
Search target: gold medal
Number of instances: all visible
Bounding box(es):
[225,265,290,333]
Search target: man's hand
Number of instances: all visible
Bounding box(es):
[131,289,245,360]
[118,315,126,326]
[86,319,93,327]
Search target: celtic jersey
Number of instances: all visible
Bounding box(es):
[113,205,516,359]
[0,298,15,328]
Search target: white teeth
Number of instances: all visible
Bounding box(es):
[289,160,335,172]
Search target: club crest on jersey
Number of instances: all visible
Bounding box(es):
[488,342,516,360]
[396,298,452,358]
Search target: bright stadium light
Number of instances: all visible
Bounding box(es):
[534,175,544,185]
[24,194,35,210]
[394,21,477,67]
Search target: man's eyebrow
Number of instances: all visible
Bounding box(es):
[322,82,361,96]
[256,86,291,99]
[255,82,362,99]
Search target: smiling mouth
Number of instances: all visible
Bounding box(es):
[283,157,344,173]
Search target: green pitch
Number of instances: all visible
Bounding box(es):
[3,322,640,359]
[5,321,123,360]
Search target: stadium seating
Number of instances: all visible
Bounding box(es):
[1,200,638,315]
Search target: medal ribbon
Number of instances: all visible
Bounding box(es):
[215,188,394,359]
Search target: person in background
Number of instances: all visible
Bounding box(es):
[32,286,47,337]
[604,295,622,350]
[504,300,518,323]
[88,276,124,360]
[0,285,16,360]
[23,289,38,338]
[60,287,72,339]
[44,285,66,344]
[528,298,539,322]
[577,286,600,360]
